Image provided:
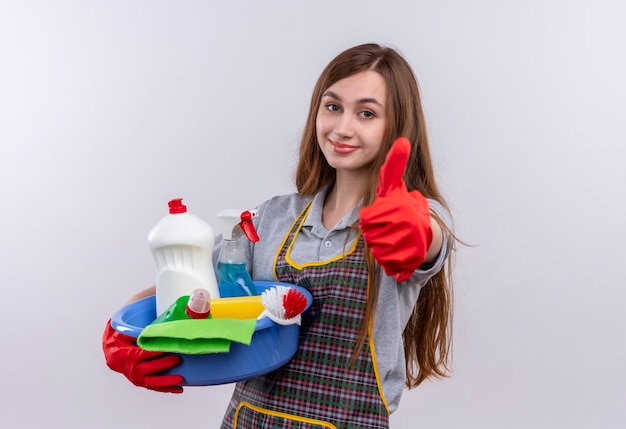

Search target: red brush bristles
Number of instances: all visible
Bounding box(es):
[282,288,307,319]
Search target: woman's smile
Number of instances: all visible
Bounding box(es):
[329,140,359,154]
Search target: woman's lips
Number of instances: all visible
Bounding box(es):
[329,140,358,154]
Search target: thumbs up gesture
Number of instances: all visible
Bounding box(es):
[359,137,433,282]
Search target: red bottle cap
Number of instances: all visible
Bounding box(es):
[168,198,187,214]
[185,288,211,319]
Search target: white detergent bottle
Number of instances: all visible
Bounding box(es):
[216,209,260,298]
[148,198,219,316]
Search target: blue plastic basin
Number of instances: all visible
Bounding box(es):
[111,281,311,386]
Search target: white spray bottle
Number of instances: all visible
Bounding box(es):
[216,209,260,297]
[148,198,219,316]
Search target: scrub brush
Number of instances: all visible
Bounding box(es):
[259,286,308,325]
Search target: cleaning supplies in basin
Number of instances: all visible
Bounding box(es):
[216,209,260,297]
[148,198,219,316]
[136,286,256,355]
[110,281,314,385]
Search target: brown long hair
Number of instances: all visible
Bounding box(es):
[295,43,454,388]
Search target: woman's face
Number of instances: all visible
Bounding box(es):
[316,70,387,175]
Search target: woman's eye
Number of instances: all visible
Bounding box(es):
[326,103,341,112]
[360,111,374,119]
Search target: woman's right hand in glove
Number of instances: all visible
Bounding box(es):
[102,319,184,393]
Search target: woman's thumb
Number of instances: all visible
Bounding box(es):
[376,137,411,197]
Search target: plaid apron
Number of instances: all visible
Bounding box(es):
[221,203,389,429]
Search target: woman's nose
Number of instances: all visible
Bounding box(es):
[333,114,355,139]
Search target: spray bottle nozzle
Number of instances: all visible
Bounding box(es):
[217,209,260,242]
[240,210,260,243]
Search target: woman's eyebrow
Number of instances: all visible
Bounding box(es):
[322,90,384,108]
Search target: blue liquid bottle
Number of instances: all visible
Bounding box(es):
[216,209,260,298]
[216,262,256,297]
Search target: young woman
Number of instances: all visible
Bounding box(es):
[103,43,455,429]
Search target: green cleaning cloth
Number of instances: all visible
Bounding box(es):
[137,318,257,354]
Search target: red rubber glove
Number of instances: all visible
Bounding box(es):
[102,319,184,393]
[360,137,433,282]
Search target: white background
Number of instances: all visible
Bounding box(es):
[1,1,625,428]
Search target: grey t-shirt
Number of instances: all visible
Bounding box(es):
[212,188,451,413]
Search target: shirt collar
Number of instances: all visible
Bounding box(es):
[303,186,363,233]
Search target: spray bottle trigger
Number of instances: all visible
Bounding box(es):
[240,210,260,243]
